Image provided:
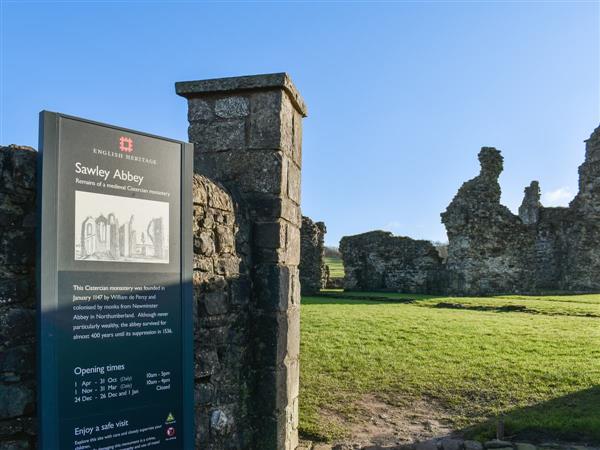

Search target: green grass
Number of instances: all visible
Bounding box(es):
[299,292,600,443]
[324,256,345,278]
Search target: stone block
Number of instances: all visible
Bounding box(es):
[485,442,513,449]
[189,119,245,152]
[280,93,295,156]
[210,409,231,436]
[286,158,301,205]
[0,309,35,345]
[207,182,235,212]
[0,277,32,307]
[193,255,213,273]
[215,96,249,118]
[255,222,286,249]
[442,438,464,450]
[195,349,220,378]
[285,223,301,266]
[215,225,235,254]
[465,441,484,450]
[285,358,299,401]
[292,110,303,166]
[196,231,215,257]
[248,91,284,150]
[0,345,34,379]
[202,291,229,316]
[0,384,34,419]
[253,265,293,312]
[196,150,285,196]
[192,175,209,204]
[253,308,300,366]
[214,255,240,276]
[246,195,301,225]
[229,277,251,307]
[195,382,215,406]
[188,98,214,122]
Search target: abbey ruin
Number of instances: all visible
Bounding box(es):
[341,124,600,295]
[299,216,327,295]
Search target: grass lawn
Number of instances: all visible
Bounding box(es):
[299,292,600,443]
[324,256,345,278]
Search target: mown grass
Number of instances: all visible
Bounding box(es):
[324,256,345,278]
[299,292,600,443]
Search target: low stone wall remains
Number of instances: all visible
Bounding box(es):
[299,216,327,295]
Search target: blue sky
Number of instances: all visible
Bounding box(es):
[1,1,598,246]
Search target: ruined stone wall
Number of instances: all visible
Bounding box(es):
[442,124,600,295]
[341,124,600,297]
[562,125,600,292]
[299,216,327,295]
[340,231,445,294]
[441,148,537,295]
[192,174,253,449]
[0,146,37,449]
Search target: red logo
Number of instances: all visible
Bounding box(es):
[166,427,176,437]
[119,136,134,153]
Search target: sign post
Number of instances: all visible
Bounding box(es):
[37,112,193,449]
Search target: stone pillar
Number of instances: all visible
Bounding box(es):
[176,73,307,450]
[518,181,541,225]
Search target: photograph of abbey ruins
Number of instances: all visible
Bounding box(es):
[1,1,599,450]
[74,191,169,264]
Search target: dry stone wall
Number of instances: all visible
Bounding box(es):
[192,174,253,449]
[299,216,327,295]
[0,146,37,450]
[340,231,445,294]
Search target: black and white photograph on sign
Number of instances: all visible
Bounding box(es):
[74,190,169,264]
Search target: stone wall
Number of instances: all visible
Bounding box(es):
[340,231,445,294]
[441,148,537,295]
[442,125,600,295]
[192,174,253,449]
[340,124,600,296]
[299,216,327,295]
[0,146,37,449]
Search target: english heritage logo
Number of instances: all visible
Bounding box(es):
[119,136,134,153]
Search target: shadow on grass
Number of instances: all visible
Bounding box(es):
[306,291,600,318]
[461,386,600,444]
[431,301,600,318]
[303,293,436,306]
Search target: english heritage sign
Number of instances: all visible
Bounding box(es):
[37,112,194,449]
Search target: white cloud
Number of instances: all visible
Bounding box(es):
[542,187,574,207]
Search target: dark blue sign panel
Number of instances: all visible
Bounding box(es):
[37,112,193,450]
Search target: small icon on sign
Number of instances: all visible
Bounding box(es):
[166,412,176,423]
[166,426,176,438]
[119,136,133,153]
